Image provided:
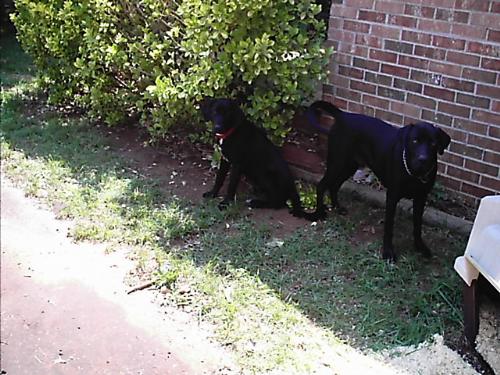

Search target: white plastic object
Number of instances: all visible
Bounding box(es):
[454,195,500,293]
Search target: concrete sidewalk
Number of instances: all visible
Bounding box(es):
[0,182,234,374]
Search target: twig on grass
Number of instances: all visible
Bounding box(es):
[127,281,156,294]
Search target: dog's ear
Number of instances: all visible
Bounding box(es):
[435,127,451,154]
[199,97,215,121]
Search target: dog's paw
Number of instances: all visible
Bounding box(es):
[203,190,216,199]
[382,246,397,263]
[310,210,327,221]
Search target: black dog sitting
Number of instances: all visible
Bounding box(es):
[201,98,315,221]
[307,100,451,261]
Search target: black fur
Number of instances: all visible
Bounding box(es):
[201,98,315,221]
[308,100,451,261]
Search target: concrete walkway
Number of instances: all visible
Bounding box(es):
[0,182,234,374]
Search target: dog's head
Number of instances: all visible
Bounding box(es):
[405,122,451,178]
[199,98,245,137]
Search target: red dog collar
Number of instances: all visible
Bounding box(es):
[215,127,236,141]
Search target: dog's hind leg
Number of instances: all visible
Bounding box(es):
[326,161,358,215]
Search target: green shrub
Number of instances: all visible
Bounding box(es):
[12,0,331,141]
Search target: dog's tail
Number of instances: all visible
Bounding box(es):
[305,100,342,134]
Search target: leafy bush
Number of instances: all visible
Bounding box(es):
[12,0,331,141]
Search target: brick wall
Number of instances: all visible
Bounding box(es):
[324,0,500,206]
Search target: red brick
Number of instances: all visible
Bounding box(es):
[388,15,417,28]
[457,94,491,109]
[343,20,370,33]
[356,34,382,49]
[429,61,462,77]
[465,159,499,177]
[331,5,358,18]
[330,74,350,89]
[451,24,486,40]
[432,36,466,50]
[399,55,429,70]
[450,11,471,24]
[488,125,500,138]
[350,80,377,94]
[441,77,475,92]
[404,4,435,18]
[487,29,500,43]
[437,175,462,191]
[375,109,404,125]
[472,110,500,126]
[378,86,406,101]
[492,2,500,12]
[480,176,500,193]
[467,42,500,58]
[348,101,375,116]
[381,63,410,78]
[390,102,421,118]
[353,57,380,72]
[477,84,500,99]
[448,128,468,143]
[422,110,454,126]
[446,51,480,67]
[384,40,414,54]
[492,100,500,113]
[438,102,471,118]
[454,0,491,11]
[333,53,352,66]
[371,24,402,39]
[345,0,375,9]
[441,152,465,167]
[418,19,452,34]
[338,65,364,80]
[402,30,432,45]
[329,30,355,43]
[481,57,500,71]
[414,45,446,60]
[470,12,498,27]
[359,10,387,23]
[453,118,489,135]
[375,1,406,14]
[426,0,454,6]
[362,94,390,109]
[335,87,362,102]
[424,86,455,102]
[407,93,437,110]
[411,70,443,85]
[365,71,393,86]
[469,134,500,152]
[461,182,496,198]
[484,151,500,166]
[369,49,398,63]
[462,68,497,85]
[450,141,483,159]
[394,78,423,93]
[448,166,480,184]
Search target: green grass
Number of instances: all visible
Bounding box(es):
[1,34,468,373]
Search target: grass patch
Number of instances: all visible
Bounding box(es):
[1,35,468,373]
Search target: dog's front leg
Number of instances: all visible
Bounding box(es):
[204,159,230,198]
[413,195,431,258]
[382,191,399,262]
[219,164,242,210]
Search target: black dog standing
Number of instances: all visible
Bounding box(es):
[201,98,315,221]
[308,100,451,261]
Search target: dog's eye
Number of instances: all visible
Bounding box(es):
[412,139,419,144]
